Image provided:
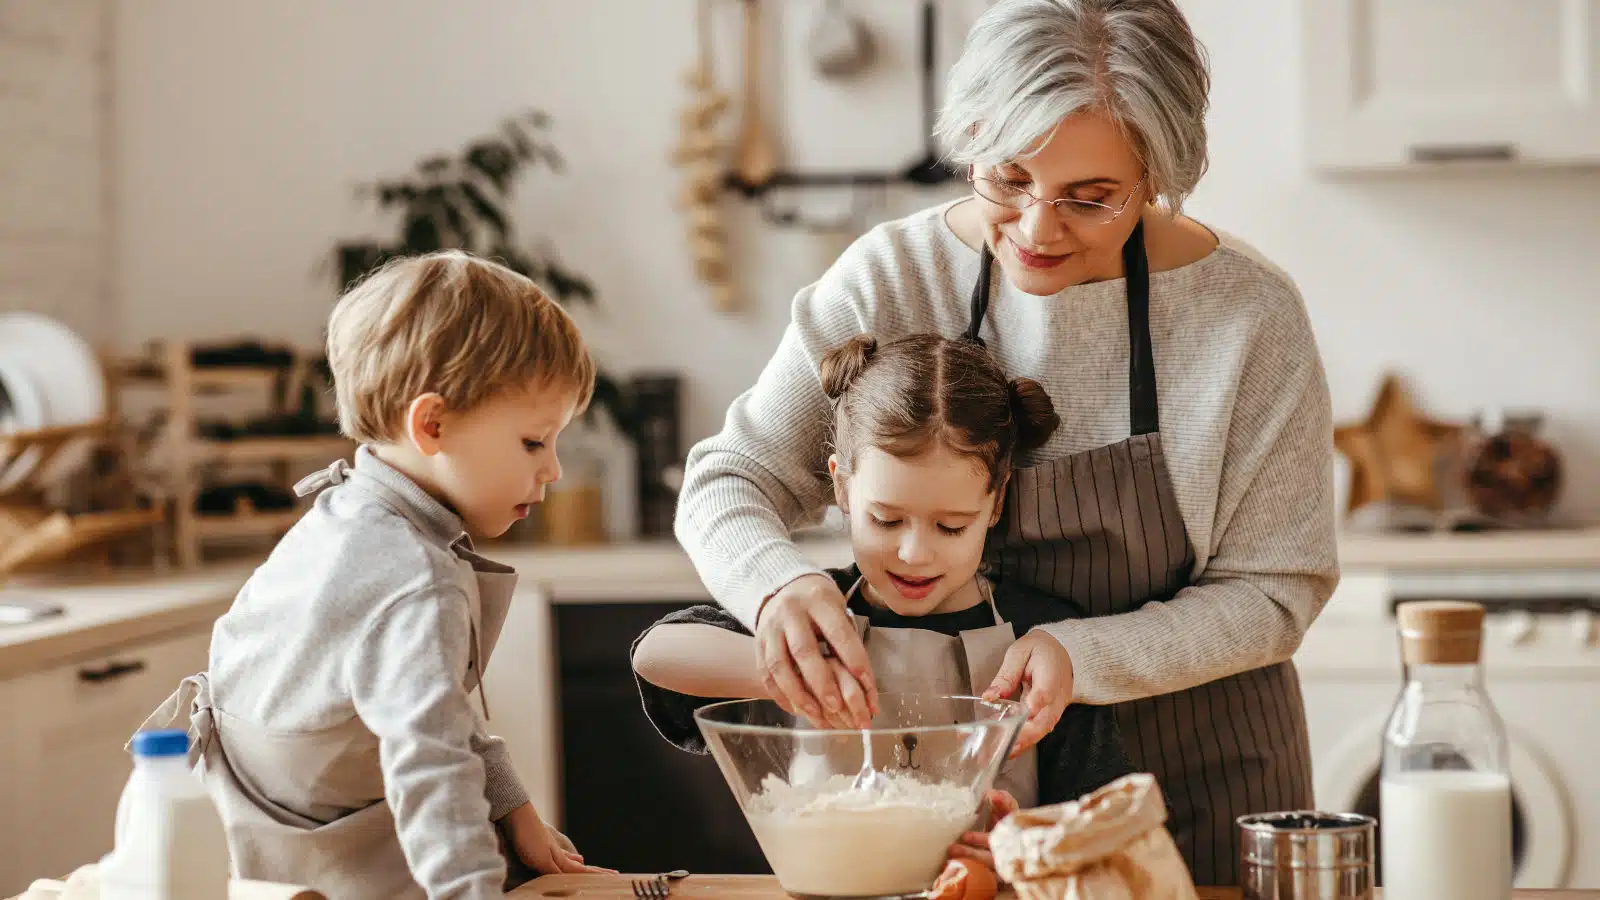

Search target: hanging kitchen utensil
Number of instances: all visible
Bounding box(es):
[903,0,956,185]
[808,0,876,79]
[674,0,740,311]
[733,0,780,188]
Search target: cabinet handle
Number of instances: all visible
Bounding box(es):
[1408,143,1517,163]
[78,659,147,683]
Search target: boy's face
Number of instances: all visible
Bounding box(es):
[433,380,581,538]
[830,444,1004,617]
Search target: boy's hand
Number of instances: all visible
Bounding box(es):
[504,803,616,875]
[947,789,1021,869]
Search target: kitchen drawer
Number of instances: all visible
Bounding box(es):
[0,625,212,896]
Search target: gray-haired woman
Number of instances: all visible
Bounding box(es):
[673,0,1337,883]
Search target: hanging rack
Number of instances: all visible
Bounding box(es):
[725,0,959,199]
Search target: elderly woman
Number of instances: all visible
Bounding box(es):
[674,0,1336,884]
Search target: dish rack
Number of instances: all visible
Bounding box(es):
[0,422,165,581]
[117,340,352,568]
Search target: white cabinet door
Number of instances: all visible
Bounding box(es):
[480,585,561,827]
[1304,0,1600,169]
[0,628,212,896]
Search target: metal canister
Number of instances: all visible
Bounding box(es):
[1238,811,1376,900]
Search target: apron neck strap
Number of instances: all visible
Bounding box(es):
[975,576,1008,625]
[965,244,994,346]
[1124,219,1158,435]
[963,222,1158,436]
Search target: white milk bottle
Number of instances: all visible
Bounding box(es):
[1380,601,1512,900]
[101,729,231,900]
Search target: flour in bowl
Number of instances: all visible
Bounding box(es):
[746,771,978,897]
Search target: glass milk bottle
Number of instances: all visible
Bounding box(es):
[1380,601,1512,900]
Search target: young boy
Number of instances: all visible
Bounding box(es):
[136,251,611,900]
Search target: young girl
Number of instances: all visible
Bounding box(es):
[632,333,1133,865]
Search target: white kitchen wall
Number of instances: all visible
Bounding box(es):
[110,0,1600,519]
[1,0,110,339]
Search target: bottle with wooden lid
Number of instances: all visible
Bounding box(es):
[1380,601,1512,900]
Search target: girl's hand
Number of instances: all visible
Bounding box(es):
[982,631,1074,757]
[947,789,1021,869]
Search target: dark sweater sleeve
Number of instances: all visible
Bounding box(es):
[629,604,753,754]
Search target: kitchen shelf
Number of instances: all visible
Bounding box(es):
[118,360,283,392]
[193,509,302,540]
[196,436,351,465]
[120,341,347,568]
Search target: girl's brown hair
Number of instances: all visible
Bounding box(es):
[819,333,1060,492]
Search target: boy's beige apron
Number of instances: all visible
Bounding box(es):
[133,460,525,900]
[841,576,1039,808]
[965,223,1314,886]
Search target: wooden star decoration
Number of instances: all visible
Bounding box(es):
[1333,373,1465,514]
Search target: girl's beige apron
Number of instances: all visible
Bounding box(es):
[841,576,1039,808]
[132,463,522,900]
[966,223,1314,885]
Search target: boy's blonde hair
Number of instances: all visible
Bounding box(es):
[327,250,596,444]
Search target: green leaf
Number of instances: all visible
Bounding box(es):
[422,185,472,248]
[465,143,518,194]
[417,155,452,176]
[503,121,536,161]
[376,183,421,210]
[456,181,511,241]
[403,215,442,252]
[542,258,595,305]
[335,242,393,292]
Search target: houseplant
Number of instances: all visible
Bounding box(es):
[329,110,633,437]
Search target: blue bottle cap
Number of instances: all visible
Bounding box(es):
[131,729,190,757]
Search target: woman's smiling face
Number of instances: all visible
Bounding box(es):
[970,109,1148,296]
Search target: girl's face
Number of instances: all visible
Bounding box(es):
[830,443,1005,617]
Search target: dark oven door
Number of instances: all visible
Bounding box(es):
[556,601,770,874]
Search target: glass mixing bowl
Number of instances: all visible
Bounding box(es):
[694,693,1025,900]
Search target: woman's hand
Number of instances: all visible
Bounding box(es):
[983,631,1074,757]
[755,574,878,728]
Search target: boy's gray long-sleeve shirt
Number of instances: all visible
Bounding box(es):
[207,446,527,900]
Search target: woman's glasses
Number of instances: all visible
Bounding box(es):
[968,168,1146,226]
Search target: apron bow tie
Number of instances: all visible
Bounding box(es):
[293,458,351,497]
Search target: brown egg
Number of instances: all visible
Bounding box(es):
[930,858,999,900]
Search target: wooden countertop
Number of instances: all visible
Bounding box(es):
[1338,526,1600,571]
[512,874,1598,900]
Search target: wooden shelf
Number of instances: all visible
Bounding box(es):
[118,340,343,568]
[194,436,352,465]
[193,509,302,540]
[118,360,284,392]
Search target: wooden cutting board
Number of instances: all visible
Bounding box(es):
[511,875,1600,900]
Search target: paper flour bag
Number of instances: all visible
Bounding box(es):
[989,774,1198,900]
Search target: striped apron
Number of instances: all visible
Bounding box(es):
[967,222,1313,886]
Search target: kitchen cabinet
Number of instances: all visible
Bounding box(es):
[482,585,563,826]
[1303,0,1600,169]
[0,626,211,897]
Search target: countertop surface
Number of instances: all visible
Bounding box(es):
[510,873,1598,900]
[2,527,1597,679]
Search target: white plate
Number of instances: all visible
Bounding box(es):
[0,356,47,493]
[0,313,105,487]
